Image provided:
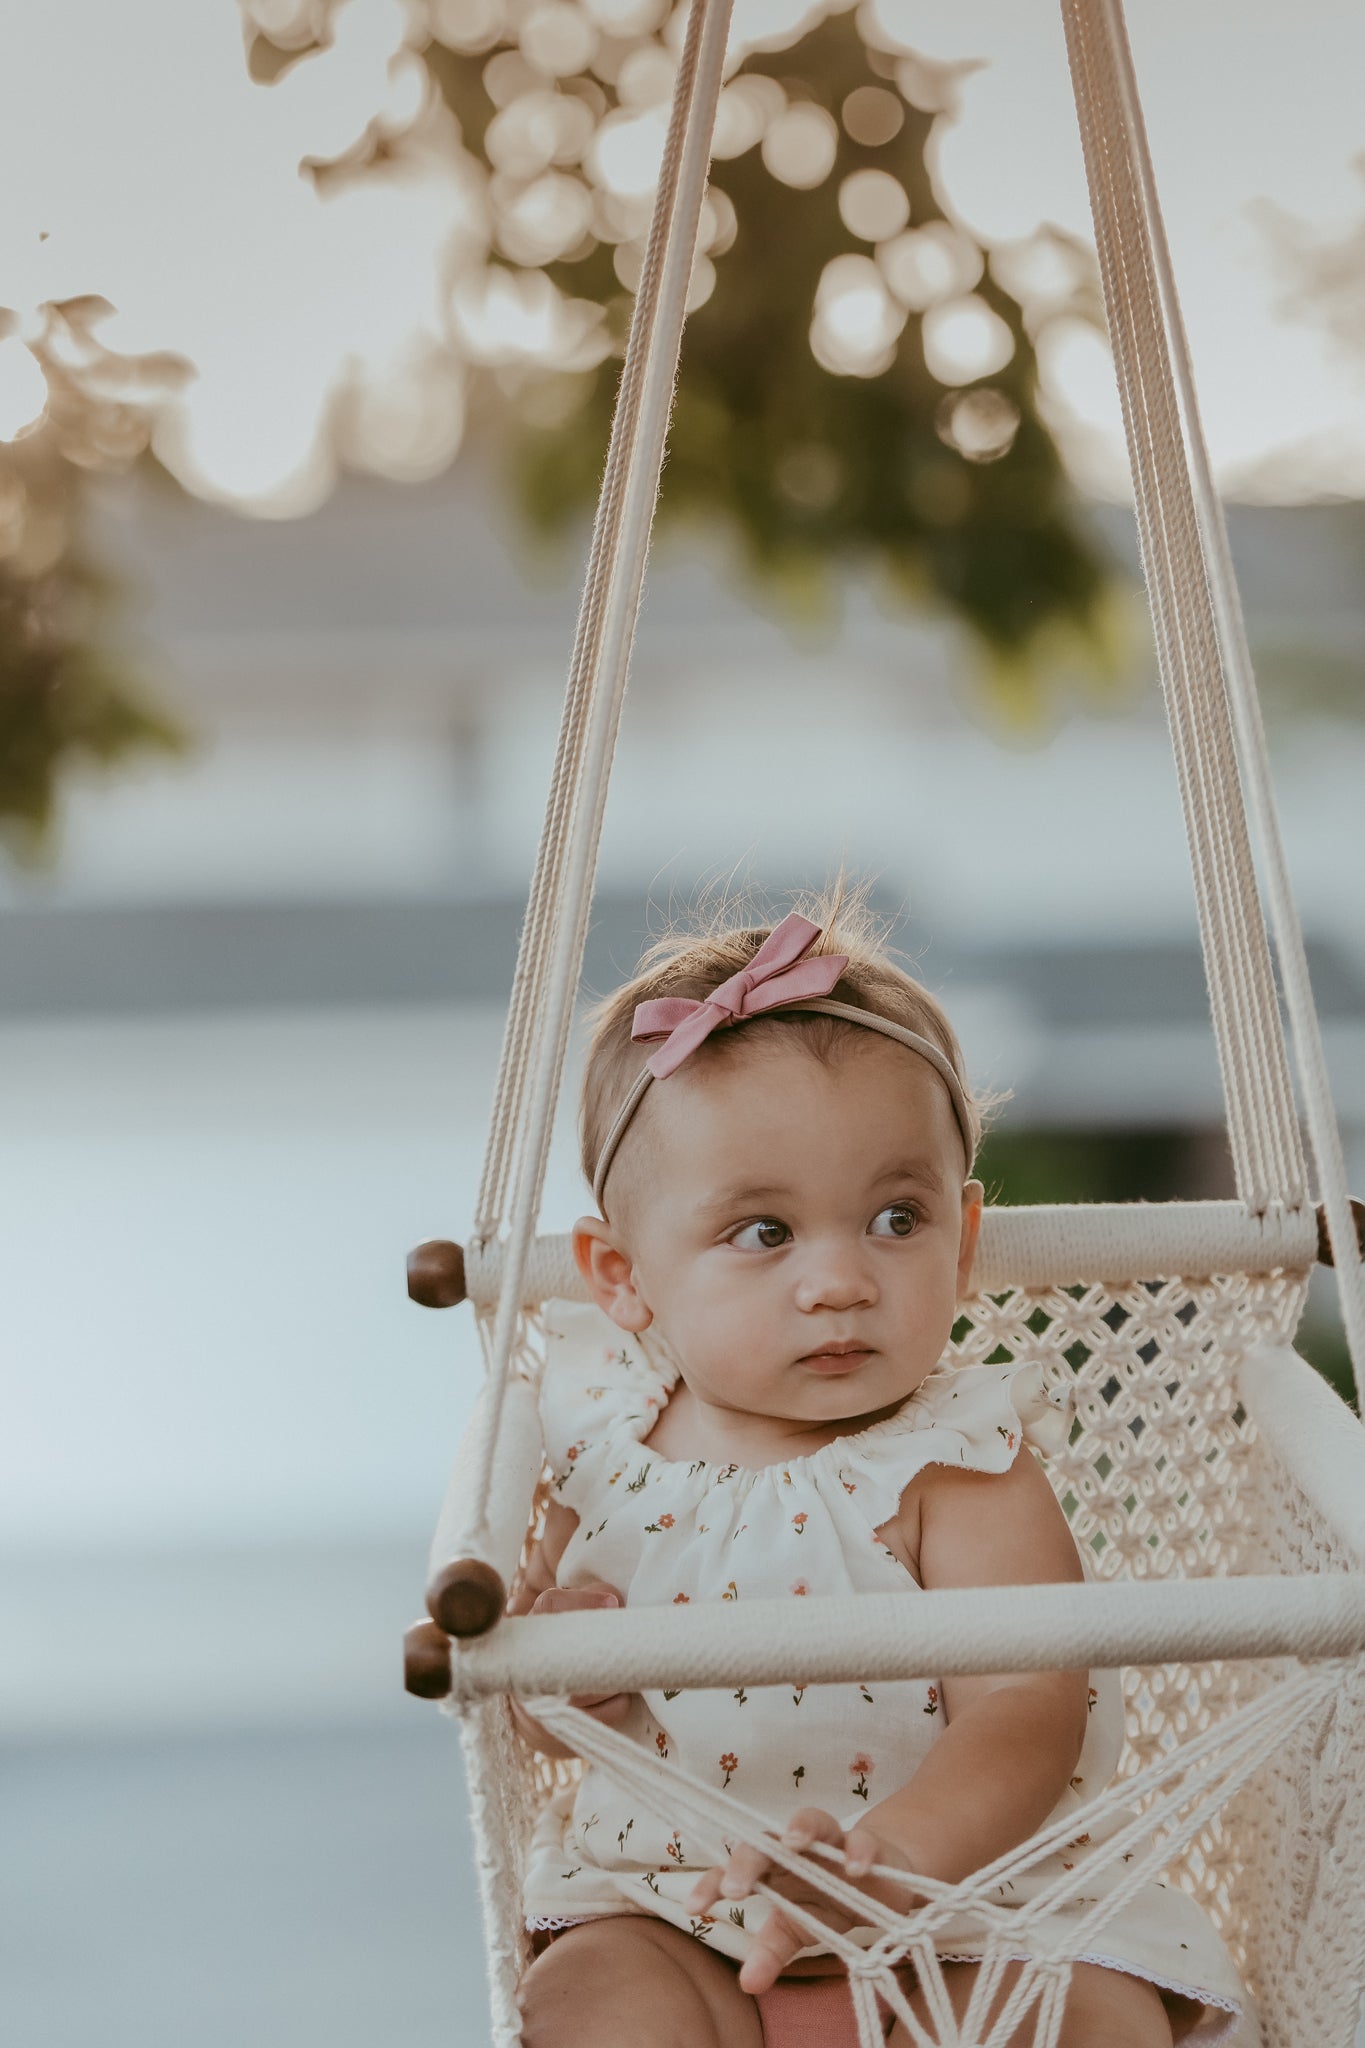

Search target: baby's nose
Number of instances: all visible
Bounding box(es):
[793,1241,877,1311]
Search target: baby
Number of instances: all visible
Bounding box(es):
[511,900,1245,2048]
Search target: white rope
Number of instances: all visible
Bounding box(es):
[1073,0,1365,1376]
[461,0,735,1550]
[1062,0,1306,1217]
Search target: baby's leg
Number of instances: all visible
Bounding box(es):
[891,1958,1175,2048]
[518,1916,765,2048]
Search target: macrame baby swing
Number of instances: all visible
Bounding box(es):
[401,0,1365,2041]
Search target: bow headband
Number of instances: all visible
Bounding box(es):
[591,913,975,1208]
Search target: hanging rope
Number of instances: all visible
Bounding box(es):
[460,0,736,1554]
[1062,0,1305,1219]
[1062,0,1365,1373]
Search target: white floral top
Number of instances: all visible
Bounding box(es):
[521,1302,1245,2041]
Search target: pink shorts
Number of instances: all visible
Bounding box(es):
[756,1970,915,2046]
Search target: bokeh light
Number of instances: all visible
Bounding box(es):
[810,252,905,378]
[762,103,839,190]
[878,222,985,310]
[921,293,1015,384]
[838,169,911,243]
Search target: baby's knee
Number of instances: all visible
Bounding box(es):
[518,1918,757,2048]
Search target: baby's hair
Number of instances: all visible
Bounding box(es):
[580,881,989,1193]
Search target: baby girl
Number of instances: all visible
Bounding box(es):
[511,900,1245,2047]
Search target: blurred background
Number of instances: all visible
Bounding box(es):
[3,1,1364,2043]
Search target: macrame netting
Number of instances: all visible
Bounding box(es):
[413,0,1365,2042]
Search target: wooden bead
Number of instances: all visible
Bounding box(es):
[404,1620,453,1699]
[407,1239,467,1308]
[428,1557,506,1639]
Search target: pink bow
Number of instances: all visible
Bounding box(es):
[631,914,848,1079]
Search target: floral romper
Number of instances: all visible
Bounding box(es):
[521,1302,1248,2043]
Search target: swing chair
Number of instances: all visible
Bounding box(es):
[401,1,1365,2041]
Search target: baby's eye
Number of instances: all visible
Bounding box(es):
[729,1218,792,1251]
[869,1203,919,1239]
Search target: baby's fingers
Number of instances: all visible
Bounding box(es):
[737,1907,812,1996]
[685,1839,774,1915]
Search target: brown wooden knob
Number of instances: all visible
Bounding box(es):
[404,1620,453,1699]
[428,1557,506,1638]
[408,1238,467,1308]
[1316,1199,1365,1269]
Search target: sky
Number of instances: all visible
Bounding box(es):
[0,0,1362,512]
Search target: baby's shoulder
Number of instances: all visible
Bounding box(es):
[905,1437,1083,1592]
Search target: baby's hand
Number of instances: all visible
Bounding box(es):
[686,1808,919,1995]
[528,1582,632,1726]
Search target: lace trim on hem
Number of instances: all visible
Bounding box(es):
[937,1949,1242,2042]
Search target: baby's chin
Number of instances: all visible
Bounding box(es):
[785,1356,930,1424]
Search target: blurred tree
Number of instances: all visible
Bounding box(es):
[244,0,1122,713]
[0,297,187,856]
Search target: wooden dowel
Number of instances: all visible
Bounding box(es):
[404,1619,453,1699]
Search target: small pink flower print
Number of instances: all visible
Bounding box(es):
[782,1470,792,1485]
[673,1592,690,1604]
[792,1685,806,1706]
[842,1478,858,1495]
[659,1513,675,1528]
[587,1386,607,1402]
[850,1753,874,1801]
[791,1580,809,1597]
[566,1440,586,1463]
[722,1580,738,1601]
[924,1685,939,1716]
[655,1731,669,1758]
[1067,1832,1091,1850]
[859,1684,874,1705]
[644,1511,676,1533]
[719,1752,738,1788]
[996,1425,1017,1451]
[791,1512,808,1534]
[664,1831,684,1864]
[1087,1686,1098,1713]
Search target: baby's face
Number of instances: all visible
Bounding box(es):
[582,1034,982,1434]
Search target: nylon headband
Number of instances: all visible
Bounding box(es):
[591,997,976,1211]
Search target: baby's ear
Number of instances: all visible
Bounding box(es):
[572,1215,653,1333]
[956,1180,985,1299]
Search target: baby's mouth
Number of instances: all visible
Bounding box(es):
[798,1341,874,1375]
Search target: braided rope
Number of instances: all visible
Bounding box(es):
[463,0,734,1542]
[1068,0,1365,1372]
[1062,0,1305,1216]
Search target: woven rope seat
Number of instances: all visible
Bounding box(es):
[402,4,1365,2044]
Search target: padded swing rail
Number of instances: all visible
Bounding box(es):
[457,1200,1321,1307]
[440,1573,1365,1703]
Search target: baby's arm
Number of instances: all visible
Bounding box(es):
[507,1496,631,1760]
[861,1450,1088,1882]
[691,1452,1087,1991]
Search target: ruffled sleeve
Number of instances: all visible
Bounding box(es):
[539,1300,673,1510]
[827,1359,1074,1531]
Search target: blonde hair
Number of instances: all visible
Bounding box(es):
[580,885,985,1196]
